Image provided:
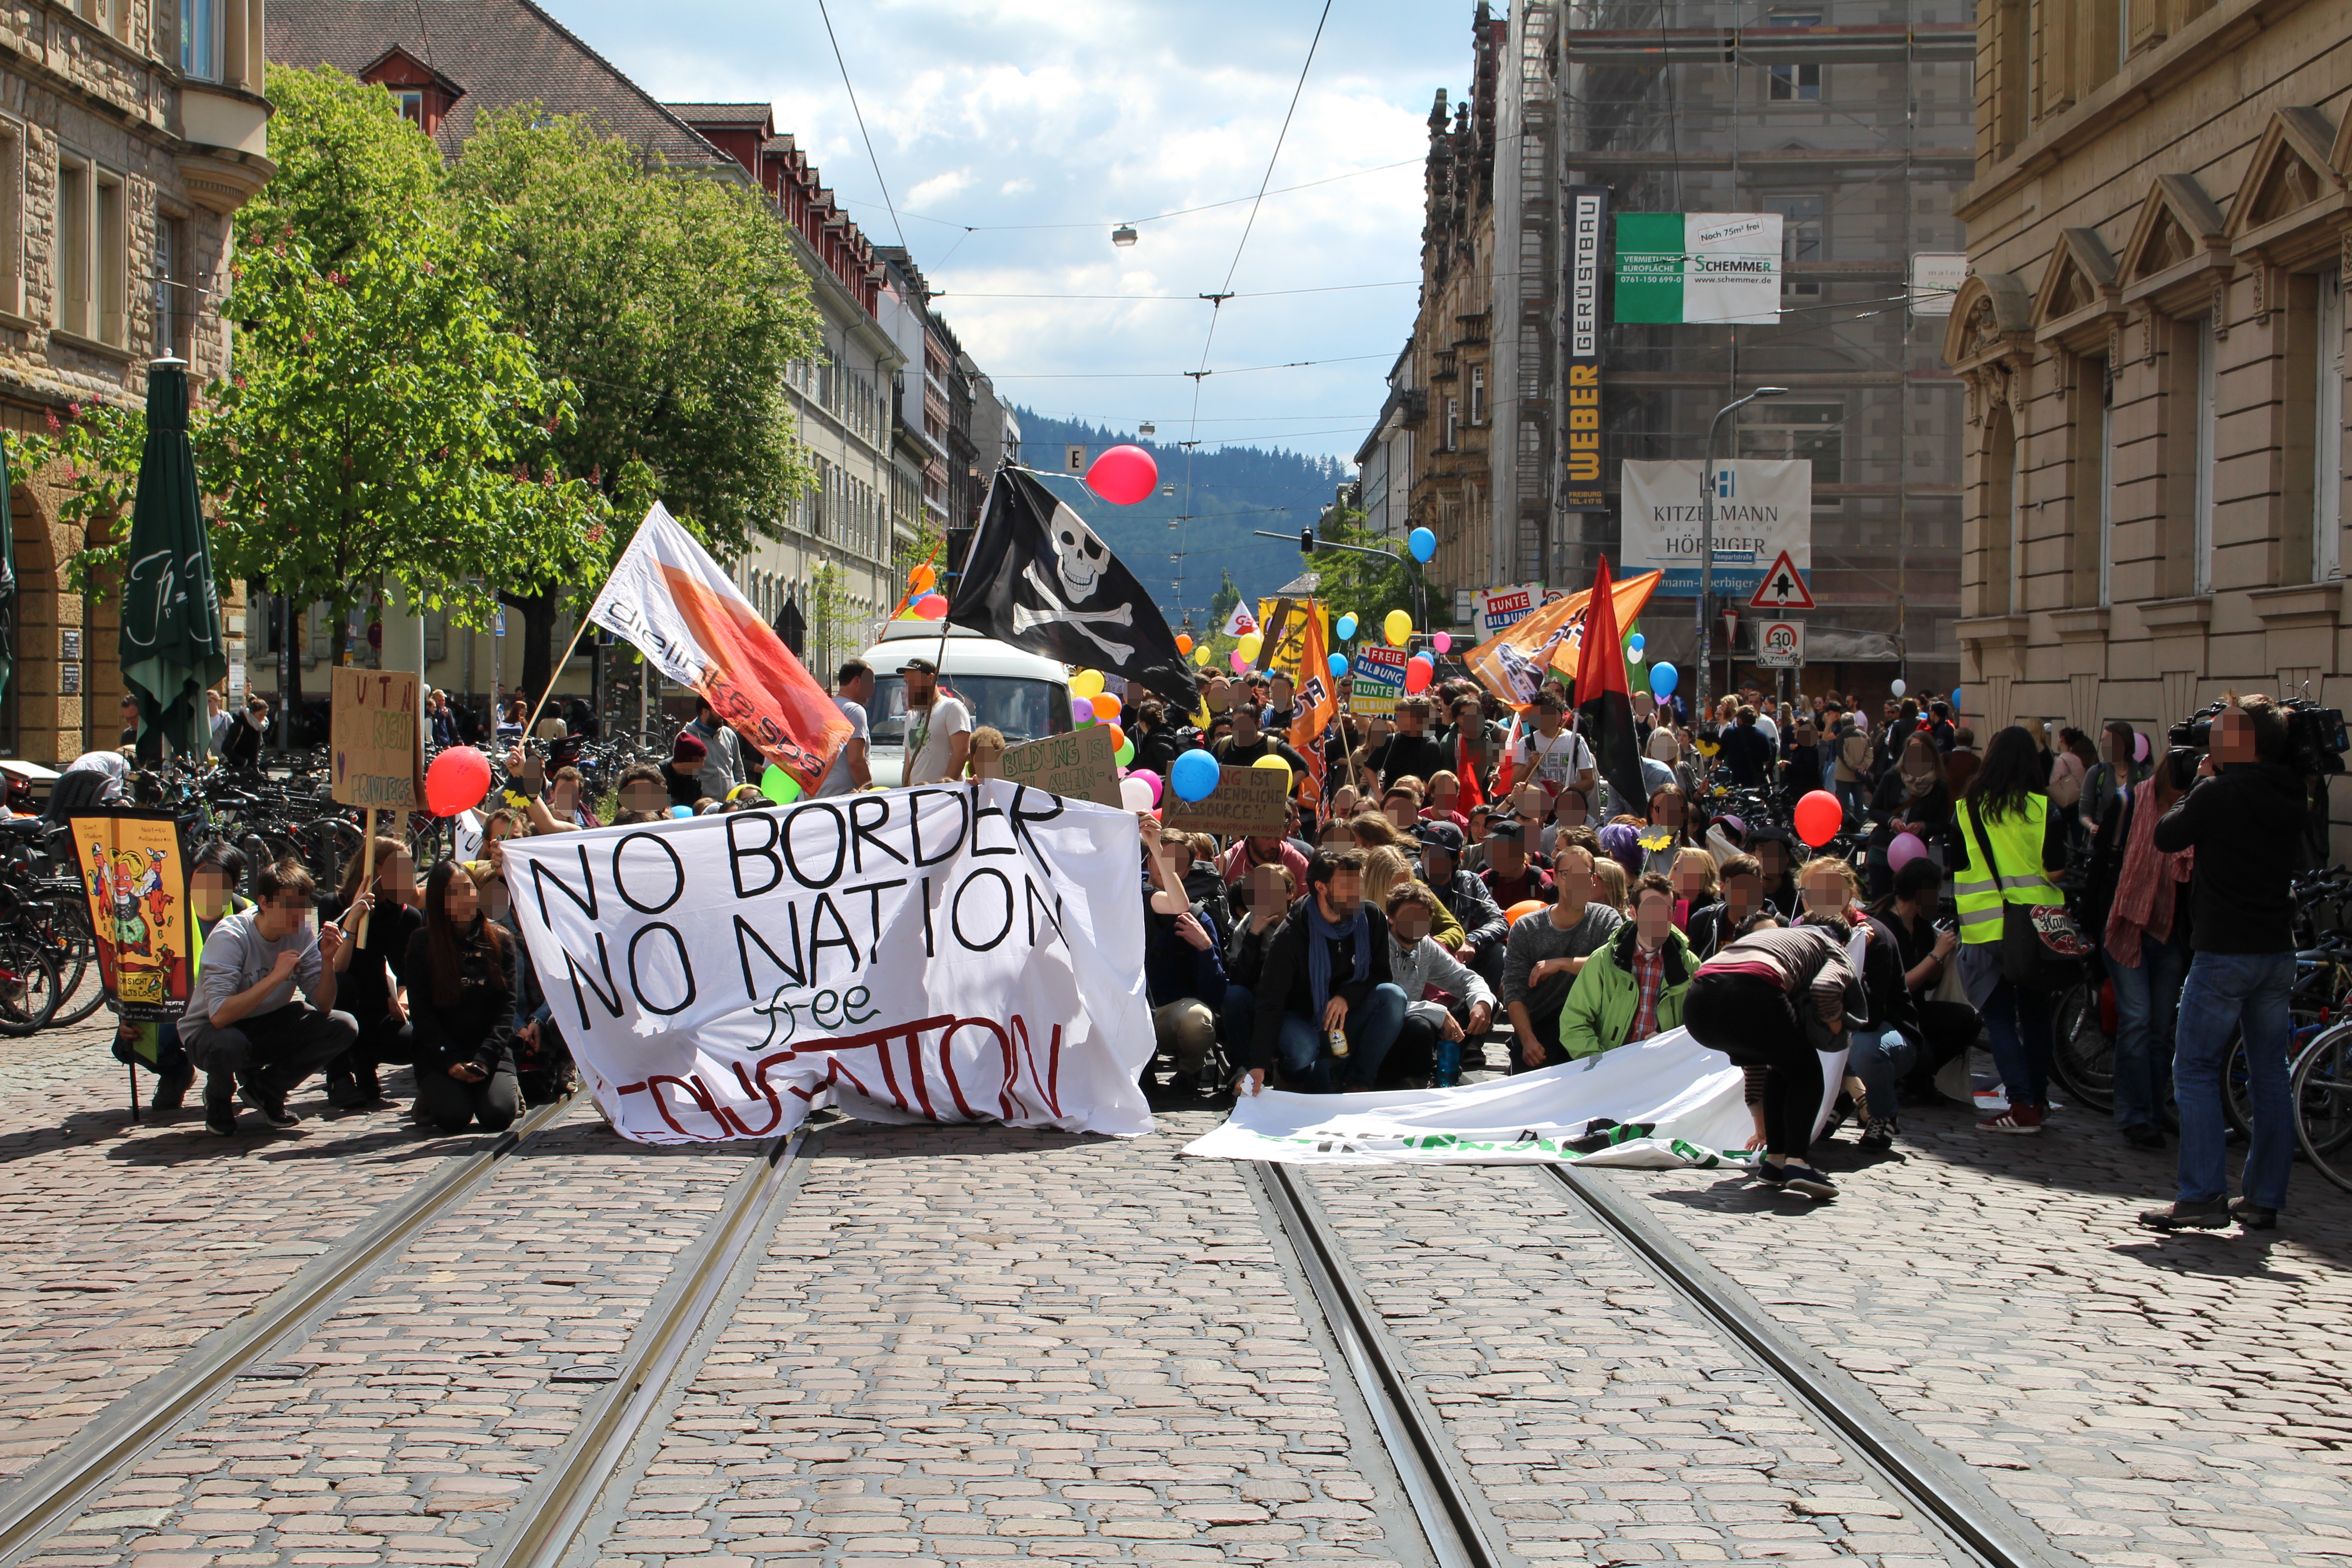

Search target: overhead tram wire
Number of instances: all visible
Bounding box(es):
[814,0,904,249]
[1179,0,1336,623]
[830,155,1421,236]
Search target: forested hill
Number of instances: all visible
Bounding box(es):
[1012,409,1351,632]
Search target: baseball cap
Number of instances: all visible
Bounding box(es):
[1413,821,1465,855]
[897,656,939,675]
[1485,815,1527,843]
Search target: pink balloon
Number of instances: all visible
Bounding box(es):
[1886,831,1926,872]
[2134,732,2151,763]
[1131,769,1163,806]
[1085,444,1159,506]
[1229,650,1249,673]
[1432,632,1451,654]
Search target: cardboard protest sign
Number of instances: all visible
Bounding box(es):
[1349,645,1408,716]
[1000,726,1120,808]
[1161,765,1289,838]
[69,809,192,1022]
[499,783,1154,1144]
[330,666,422,811]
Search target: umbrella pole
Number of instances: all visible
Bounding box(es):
[127,1061,138,1124]
[353,811,375,948]
[517,616,596,741]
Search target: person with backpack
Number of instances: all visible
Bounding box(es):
[1833,715,1874,827]
[1950,725,2073,1135]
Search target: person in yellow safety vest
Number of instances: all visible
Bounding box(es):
[1950,726,2072,1134]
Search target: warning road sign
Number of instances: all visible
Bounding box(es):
[1757,619,1806,668]
[1747,549,1814,611]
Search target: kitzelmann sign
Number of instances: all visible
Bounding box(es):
[1618,459,1811,597]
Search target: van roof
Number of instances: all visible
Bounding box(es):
[856,627,1069,682]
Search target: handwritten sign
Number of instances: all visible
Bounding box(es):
[1349,645,1409,717]
[330,666,422,810]
[1000,725,1121,808]
[1161,764,1289,838]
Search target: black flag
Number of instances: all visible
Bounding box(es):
[949,468,1193,701]
[1571,554,1649,819]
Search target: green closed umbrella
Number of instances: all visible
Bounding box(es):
[119,359,225,763]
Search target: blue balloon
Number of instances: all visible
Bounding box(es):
[1328,652,1349,679]
[1170,748,1221,804]
[1336,613,1358,641]
[1407,526,1437,564]
[1952,686,1964,710]
[1649,661,1679,699]
[670,804,694,818]
[1628,633,1645,657]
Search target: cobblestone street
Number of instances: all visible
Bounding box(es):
[7,1026,2352,1568]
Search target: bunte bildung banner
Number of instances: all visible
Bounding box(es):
[499,783,1155,1144]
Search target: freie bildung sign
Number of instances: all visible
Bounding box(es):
[1349,645,1409,717]
[1757,619,1805,668]
[330,666,422,811]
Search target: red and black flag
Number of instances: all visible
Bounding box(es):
[1572,554,1647,818]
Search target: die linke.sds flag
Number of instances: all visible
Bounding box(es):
[499,784,1156,1144]
[1613,212,1783,326]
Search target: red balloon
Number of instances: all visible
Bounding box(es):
[1793,788,1844,848]
[1085,444,1159,506]
[912,593,948,621]
[426,745,492,819]
[1403,654,1434,694]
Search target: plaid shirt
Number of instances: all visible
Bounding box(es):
[1627,941,1668,1043]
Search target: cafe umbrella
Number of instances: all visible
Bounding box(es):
[119,358,225,763]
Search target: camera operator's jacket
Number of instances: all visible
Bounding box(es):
[2153,762,2306,954]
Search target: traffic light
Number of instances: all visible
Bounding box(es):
[1299,527,1315,555]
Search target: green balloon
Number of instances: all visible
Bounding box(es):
[1116,739,1136,766]
[760,764,801,805]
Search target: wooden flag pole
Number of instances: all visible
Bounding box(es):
[353,810,376,948]
[515,614,598,743]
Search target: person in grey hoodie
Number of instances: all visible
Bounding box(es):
[1383,881,1495,1087]
[177,860,360,1136]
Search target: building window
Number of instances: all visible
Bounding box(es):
[2068,356,2109,607]
[2318,271,2343,582]
[2194,319,2216,595]
[155,214,191,361]
[1767,195,1824,298]
[1444,397,1459,450]
[0,121,22,320]
[1737,401,1842,485]
[1469,365,1485,426]
[1982,404,2017,617]
[2098,362,2114,606]
[54,157,88,340]
[1766,10,1823,101]
[181,0,221,81]
[395,91,424,124]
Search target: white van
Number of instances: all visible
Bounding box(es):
[853,624,1075,790]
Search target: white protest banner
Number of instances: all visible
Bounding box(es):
[500,782,1154,1145]
[1618,459,1811,597]
[1184,1027,1772,1166]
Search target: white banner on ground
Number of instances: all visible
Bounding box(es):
[1619,459,1812,597]
[500,783,1155,1145]
[1184,1028,1756,1166]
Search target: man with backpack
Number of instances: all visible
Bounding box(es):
[1833,714,1874,827]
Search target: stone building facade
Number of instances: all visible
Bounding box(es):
[1947,0,2352,851]
[0,0,269,763]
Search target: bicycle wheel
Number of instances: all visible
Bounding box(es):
[2293,1023,2352,1191]
[0,935,61,1035]
[2050,979,2115,1111]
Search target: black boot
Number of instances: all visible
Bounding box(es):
[150,1066,195,1112]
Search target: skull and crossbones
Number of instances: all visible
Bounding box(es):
[1014,503,1134,660]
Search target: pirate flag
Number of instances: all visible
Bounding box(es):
[950,468,1193,701]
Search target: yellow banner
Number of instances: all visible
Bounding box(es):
[1254,598,1329,682]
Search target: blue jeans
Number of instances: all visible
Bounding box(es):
[1836,778,1869,823]
[2174,950,2295,1209]
[2104,927,2188,1132]
[1846,1027,1917,1123]
[1273,984,1407,1093]
[1981,979,2054,1111]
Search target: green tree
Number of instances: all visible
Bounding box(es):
[447,107,823,697]
[24,66,608,713]
[1208,568,1240,629]
[1308,509,1455,633]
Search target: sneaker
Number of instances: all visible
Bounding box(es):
[2230,1197,2279,1231]
[2138,1199,2230,1231]
[1979,1103,2043,1134]
[2122,1123,2167,1151]
[202,1102,238,1137]
[1857,1117,1896,1151]
[323,1069,362,1109]
[1754,1161,1790,1186]
[236,1078,300,1131]
[150,1067,195,1113]
[1777,1163,1840,1200]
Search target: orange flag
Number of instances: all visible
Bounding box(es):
[1465,570,1661,713]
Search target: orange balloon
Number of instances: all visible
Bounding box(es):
[909,564,936,593]
[1504,899,1548,926]
[1091,693,1122,720]
[1109,724,1126,751]
[1176,634,1194,655]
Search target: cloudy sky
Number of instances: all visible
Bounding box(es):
[545,0,1465,464]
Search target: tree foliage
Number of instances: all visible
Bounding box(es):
[1308,508,1456,632]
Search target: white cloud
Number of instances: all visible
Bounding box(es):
[545,0,1465,461]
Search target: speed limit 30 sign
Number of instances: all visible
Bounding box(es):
[1757,619,1805,667]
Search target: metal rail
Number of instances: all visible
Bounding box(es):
[1544,1163,2077,1568]
[0,1093,579,1567]
[478,1130,813,1568]
[1252,1160,1509,1568]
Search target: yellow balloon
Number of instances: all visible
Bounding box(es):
[1383,609,1413,647]
[1070,669,1104,699]
[1192,642,1212,666]
[1251,753,1291,776]
[1236,632,1263,662]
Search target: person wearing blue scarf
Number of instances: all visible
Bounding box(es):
[1243,848,1407,1094]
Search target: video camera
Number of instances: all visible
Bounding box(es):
[2169,695,2348,777]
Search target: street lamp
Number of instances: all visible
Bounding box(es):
[1111,224,1139,248]
[1696,386,1787,721]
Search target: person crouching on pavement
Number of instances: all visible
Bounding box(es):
[1140,814,1229,1095]
[1682,911,1865,1200]
[1382,880,1494,1087]
[1501,841,1624,1071]
[177,859,360,1136]
[1243,848,1406,1094]
[404,861,521,1134]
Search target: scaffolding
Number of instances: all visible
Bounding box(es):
[1555,0,1973,695]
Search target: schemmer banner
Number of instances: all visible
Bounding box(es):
[500,784,1155,1144]
[1614,212,1782,326]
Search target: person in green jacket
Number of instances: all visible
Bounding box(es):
[1558,872,1695,1058]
